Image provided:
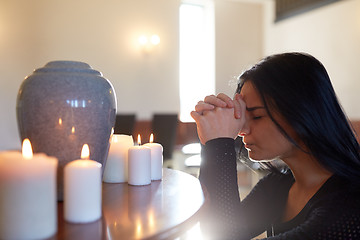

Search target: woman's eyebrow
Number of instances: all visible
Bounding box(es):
[246,106,265,112]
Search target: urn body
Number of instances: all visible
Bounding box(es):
[16,61,117,200]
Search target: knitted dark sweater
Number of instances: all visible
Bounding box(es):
[199,138,360,240]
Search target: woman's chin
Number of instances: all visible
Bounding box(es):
[248,152,262,161]
[249,157,264,162]
[249,154,277,162]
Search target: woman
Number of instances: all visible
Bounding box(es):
[191,52,360,239]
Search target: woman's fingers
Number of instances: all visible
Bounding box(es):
[216,93,234,108]
[190,110,208,144]
[194,101,215,114]
[233,98,242,119]
[233,93,245,119]
[198,93,235,109]
[194,93,244,118]
[195,93,231,114]
[190,110,201,122]
[204,95,227,108]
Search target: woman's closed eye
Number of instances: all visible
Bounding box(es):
[246,106,266,120]
[253,116,263,120]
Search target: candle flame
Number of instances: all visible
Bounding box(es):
[71,126,75,134]
[22,138,33,159]
[81,144,90,159]
[149,133,154,143]
[58,118,62,125]
[137,134,141,145]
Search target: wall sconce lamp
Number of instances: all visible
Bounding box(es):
[138,34,160,53]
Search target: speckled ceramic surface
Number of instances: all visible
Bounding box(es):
[16,61,117,200]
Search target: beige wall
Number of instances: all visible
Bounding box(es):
[262,0,360,119]
[215,1,263,97]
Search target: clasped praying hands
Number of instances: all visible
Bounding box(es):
[191,93,247,145]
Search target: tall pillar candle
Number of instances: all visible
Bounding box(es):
[0,139,58,240]
[64,144,102,223]
[128,135,151,186]
[144,134,163,181]
[103,134,134,183]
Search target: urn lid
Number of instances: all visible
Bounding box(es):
[34,61,102,76]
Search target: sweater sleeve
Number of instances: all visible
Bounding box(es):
[199,138,287,240]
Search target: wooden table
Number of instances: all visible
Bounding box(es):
[54,168,207,240]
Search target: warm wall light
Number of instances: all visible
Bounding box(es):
[138,34,160,52]
[138,35,148,46]
[150,35,160,45]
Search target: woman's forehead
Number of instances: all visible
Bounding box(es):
[241,81,263,107]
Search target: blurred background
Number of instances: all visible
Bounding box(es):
[0,0,359,151]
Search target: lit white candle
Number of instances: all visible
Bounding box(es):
[0,139,58,240]
[103,134,134,183]
[144,133,163,181]
[64,144,102,223]
[128,135,151,186]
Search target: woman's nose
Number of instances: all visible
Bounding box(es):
[239,119,250,136]
[239,126,250,136]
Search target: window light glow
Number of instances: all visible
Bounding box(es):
[179,1,215,122]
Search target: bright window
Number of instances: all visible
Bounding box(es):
[179,0,215,122]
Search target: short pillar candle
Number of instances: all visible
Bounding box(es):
[64,144,102,223]
[128,135,151,186]
[144,133,163,181]
[103,134,134,183]
[0,139,58,240]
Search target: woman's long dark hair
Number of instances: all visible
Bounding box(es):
[236,52,360,181]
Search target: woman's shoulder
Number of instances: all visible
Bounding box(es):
[322,174,360,195]
[328,175,360,199]
[308,176,360,234]
[310,174,360,211]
